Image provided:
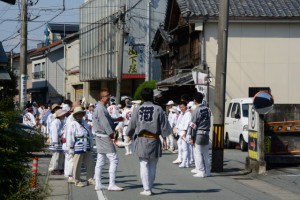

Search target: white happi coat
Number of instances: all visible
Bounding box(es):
[66,119,93,154]
[49,118,65,151]
[121,107,132,136]
[23,112,36,127]
[176,111,192,136]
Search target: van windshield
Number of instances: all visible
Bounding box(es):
[242,104,251,117]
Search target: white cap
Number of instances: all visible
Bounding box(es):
[166,100,174,106]
[132,100,142,105]
[169,106,179,114]
[61,104,70,112]
[187,101,194,110]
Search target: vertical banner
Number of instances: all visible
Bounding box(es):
[192,71,208,104]
[21,74,27,104]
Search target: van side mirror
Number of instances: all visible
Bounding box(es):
[235,113,240,119]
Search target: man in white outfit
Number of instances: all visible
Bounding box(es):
[172,101,192,168]
[165,100,174,150]
[23,107,36,127]
[67,106,95,187]
[121,100,133,155]
[188,92,211,177]
[48,109,67,175]
[93,88,124,191]
[167,105,179,152]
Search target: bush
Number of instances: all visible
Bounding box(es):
[133,80,157,100]
[0,97,47,199]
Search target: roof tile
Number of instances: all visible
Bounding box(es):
[177,0,300,18]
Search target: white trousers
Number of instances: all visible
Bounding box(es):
[189,143,194,163]
[124,136,133,154]
[49,151,64,171]
[194,144,211,176]
[139,157,158,192]
[94,153,119,186]
[180,137,190,167]
[64,152,73,177]
[176,137,183,161]
[167,134,174,150]
[73,151,95,181]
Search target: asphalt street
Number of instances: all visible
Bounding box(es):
[41,148,300,200]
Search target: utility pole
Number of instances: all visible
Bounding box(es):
[212,0,229,172]
[19,0,28,110]
[116,5,126,104]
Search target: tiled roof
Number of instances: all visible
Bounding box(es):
[178,0,300,18]
[30,40,62,56]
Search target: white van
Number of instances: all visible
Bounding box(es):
[224,98,253,151]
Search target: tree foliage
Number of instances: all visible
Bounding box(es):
[0,97,46,199]
[0,68,19,101]
[133,80,157,100]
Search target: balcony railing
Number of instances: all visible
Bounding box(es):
[32,71,45,79]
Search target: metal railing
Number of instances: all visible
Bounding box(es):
[32,71,45,79]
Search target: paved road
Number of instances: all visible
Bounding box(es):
[42,148,300,200]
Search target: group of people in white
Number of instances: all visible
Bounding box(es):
[22,90,212,194]
[164,94,212,178]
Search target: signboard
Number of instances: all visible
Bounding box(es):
[122,45,145,74]
[248,105,259,160]
[248,131,258,160]
[192,71,208,104]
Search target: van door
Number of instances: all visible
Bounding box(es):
[225,103,233,141]
[231,103,242,143]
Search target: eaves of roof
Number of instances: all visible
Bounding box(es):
[29,40,62,56]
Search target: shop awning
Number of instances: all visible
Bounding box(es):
[156,72,193,89]
[0,69,11,80]
[27,87,48,93]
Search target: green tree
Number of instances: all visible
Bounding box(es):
[133,80,157,100]
[0,67,19,101]
[0,97,46,199]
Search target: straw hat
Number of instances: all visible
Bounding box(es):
[51,103,61,111]
[55,109,67,118]
[73,106,86,115]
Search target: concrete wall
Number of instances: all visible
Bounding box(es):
[205,22,300,107]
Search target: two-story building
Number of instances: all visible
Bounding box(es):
[152,0,300,114]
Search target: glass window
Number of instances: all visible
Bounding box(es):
[231,103,238,118]
[34,63,40,72]
[242,104,251,117]
[227,103,232,117]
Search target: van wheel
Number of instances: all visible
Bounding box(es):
[239,136,247,152]
[224,133,231,149]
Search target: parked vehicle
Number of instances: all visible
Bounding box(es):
[224,98,253,151]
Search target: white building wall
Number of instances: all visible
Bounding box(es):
[205,22,300,105]
[47,48,64,102]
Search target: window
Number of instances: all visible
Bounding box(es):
[242,104,250,117]
[32,62,45,79]
[231,103,240,118]
[249,87,271,97]
[227,103,232,117]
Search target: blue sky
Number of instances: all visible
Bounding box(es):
[0,0,84,52]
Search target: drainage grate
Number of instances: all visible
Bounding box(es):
[232,177,253,180]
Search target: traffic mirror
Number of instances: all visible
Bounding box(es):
[253,91,274,114]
